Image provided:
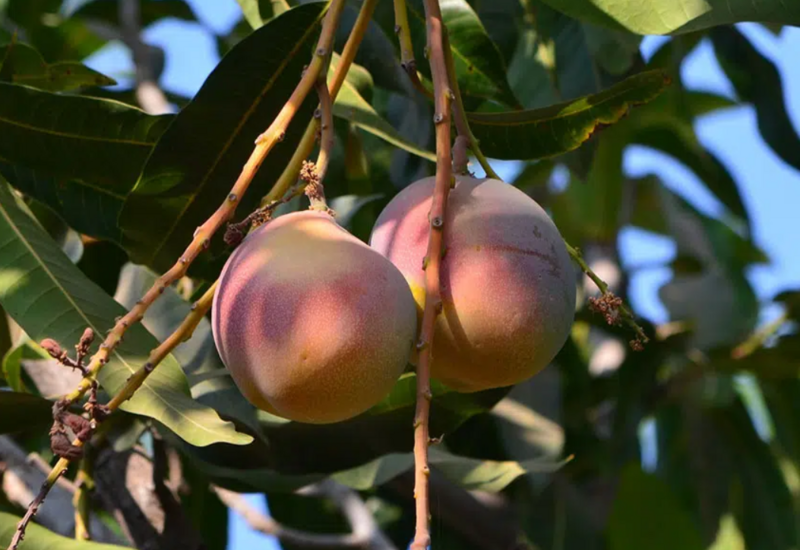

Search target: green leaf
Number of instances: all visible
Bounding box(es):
[1,337,48,392]
[658,187,760,351]
[551,126,626,242]
[235,0,289,28]
[711,334,800,379]
[0,512,130,549]
[72,0,197,26]
[113,263,261,435]
[711,26,800,174]
[539,0,800,35]
[656,403,734,544]
[468,69,669,160]
[393,0,519,107]
[0,42,116,92]
[712,399,798,550]
[202,447,563,494]
[507,2,640,110]
[607,464,705,550]
[119,3,327,273]
[633,125,749,226]
[0,82,171,242]
[0,182,251,447]
[331,61,436,163]
[6,0,107,62]
[0,391,52,434]
[775,289,800,321]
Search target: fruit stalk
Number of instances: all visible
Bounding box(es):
[262,0,378,207]
[393,0,433,98]
[411,0,453,546]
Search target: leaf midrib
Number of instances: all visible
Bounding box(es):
[0,114,155,147]
[467,77,663,127]
[0,192,224,439]
[407,1,510,101]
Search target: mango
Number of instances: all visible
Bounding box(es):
[369,176,575,392]
[212,210,417,424]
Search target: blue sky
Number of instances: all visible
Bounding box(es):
[79,1,800,547]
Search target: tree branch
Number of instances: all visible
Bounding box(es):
[214,480,396,549]
[392,0,433,99]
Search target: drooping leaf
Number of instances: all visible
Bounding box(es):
[0,83,171,242]
[710,26,800,174]
[607,464,705,550]
[119,3,327,273]
[235,0,290,28]
[374,0,519,107]
[711,398,799,550]
[658,187,761,351]
[5,0,107,62]
[0,512,130,549]
[0,182,251,447]
[656,403,734,544]
[467,69,669,160]
[0,391,52,433]
[0,42,116,91]
[113,263,261,436]
[539,0,800,35]
[331,60,435,163]
[1,337,48,392]
[507,0,642,115]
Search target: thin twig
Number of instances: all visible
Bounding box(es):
[393,0,433,99]
[6,283,217,550]
[565,242,649,348]
[72,454,94,541]
[214,482,396,549]
[261,0,378,208]
[731,310,789,359]
[410,0,453,546]
[313,77,334,186]
[441,29,499,179]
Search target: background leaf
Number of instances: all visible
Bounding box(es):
[539,0,800,35]
[607,464,705,550]
[0,512,129,549]
[0,391,52,434]
[710,26,800,174]
[468,70,669,160]
[0,42,116,91]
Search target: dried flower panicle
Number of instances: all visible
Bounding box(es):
[588,292,624,326]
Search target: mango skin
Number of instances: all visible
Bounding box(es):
[212,210,417,424]
[369,176,575,392]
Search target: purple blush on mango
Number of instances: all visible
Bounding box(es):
[369,176,576,392]
[212,210,418,424]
